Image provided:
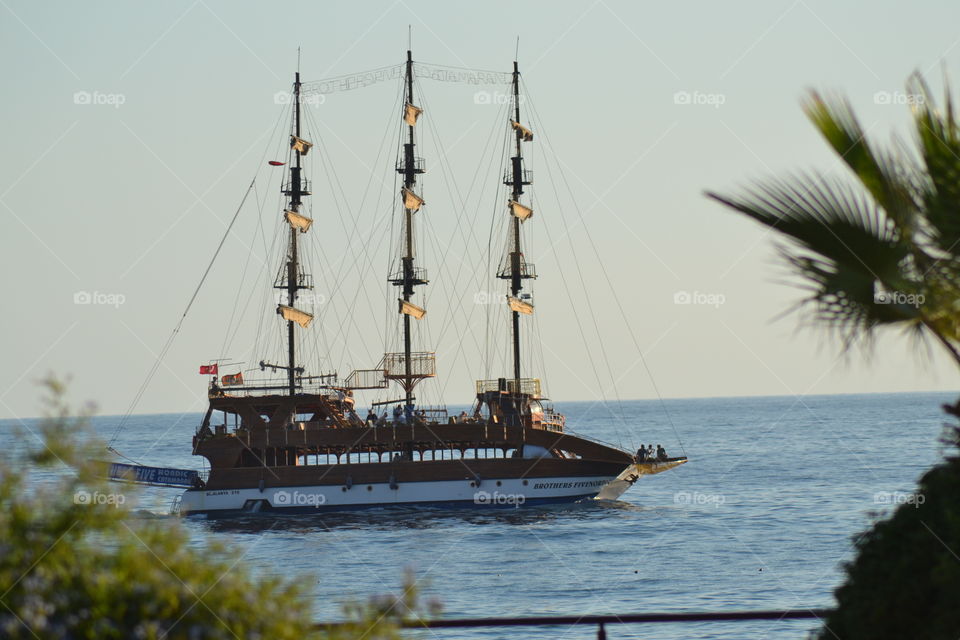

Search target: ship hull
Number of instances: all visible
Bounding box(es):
[177,458,687,516]
[180,473,620,516]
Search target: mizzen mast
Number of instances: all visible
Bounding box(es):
[498,61,536,388]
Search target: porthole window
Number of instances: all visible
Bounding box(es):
[367,485,373,491]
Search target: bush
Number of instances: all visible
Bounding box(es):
[0,379,437,639]
[816,421,960,640]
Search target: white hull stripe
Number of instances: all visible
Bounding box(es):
[179,474,629,514]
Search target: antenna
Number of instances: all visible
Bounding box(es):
[515,36,520,61]
[297,46,301,73]
[408,25,412,50]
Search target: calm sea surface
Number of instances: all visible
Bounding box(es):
[3,391,953,639]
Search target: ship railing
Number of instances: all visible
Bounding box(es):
[396,155,426,174]
[370,406,448,426]
[388,266,429,286]
[381,352,436,379]
[344,369,388,390]
[475,378,541,396]
[502,167,533,186]
[540,411,565,432]
[496,260,537,280]
[282,178,312,195]
[216,379,342,398]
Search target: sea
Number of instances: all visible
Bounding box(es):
[2,391,954,639]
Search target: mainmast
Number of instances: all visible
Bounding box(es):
[499,61,536,389]
[401,51,417,408]
[386,50,432,417]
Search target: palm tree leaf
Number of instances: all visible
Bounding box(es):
[907,74,960,256]
[804,92,920,235]
[707,173,923,343]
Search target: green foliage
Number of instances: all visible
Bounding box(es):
[709,74,960,639]
[0,379,438,639]
[815,425,960,640]
[707,74,960,360]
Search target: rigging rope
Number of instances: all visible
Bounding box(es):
[107,179,256,449]
[524,81,686,457]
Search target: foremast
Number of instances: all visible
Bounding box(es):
[269,71,316,396]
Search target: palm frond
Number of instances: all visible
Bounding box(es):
[803,92,920,235]
[907,74,960,257]
[707,173,923,346]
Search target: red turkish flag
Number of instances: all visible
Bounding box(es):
[199,364,218,375]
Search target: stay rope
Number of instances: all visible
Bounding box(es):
[107,179,256,450]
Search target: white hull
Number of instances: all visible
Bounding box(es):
[178,472,632,515]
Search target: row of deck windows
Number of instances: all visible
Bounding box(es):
[293,447,521,466]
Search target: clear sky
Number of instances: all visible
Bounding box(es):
[2,0,959,420]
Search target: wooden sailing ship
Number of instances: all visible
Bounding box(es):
[177,52,686,516]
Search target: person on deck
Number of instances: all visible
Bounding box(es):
[392,404,404,425]
[377,411,387,427]
[366,409,378,425]
[656,444,668,461]
[636,447,647,462]
[647,444,655,460]
[458,410,468,423]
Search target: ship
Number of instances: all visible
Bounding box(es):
[174,51,687,516]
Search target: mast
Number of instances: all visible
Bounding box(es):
[286,71,303,396]
[402,50,416,409]
[383,49,434,414]
[497,60,536,389]
[268,70,314,397]
[509,61,523,386]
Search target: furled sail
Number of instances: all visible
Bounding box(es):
[509,200,533,221]
[507,296,534,315]
[284,209,313,232]
[401,187,424,212]
[290,135,313,155]
[399,299,426,319]
[510,120,534,142]
[278,304,314,328]
[404,103,423,126]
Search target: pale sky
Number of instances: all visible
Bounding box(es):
[2,0,959,420]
